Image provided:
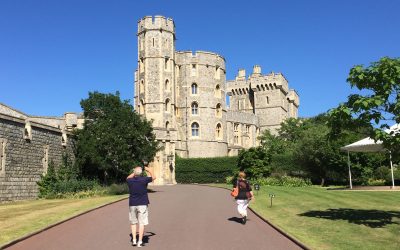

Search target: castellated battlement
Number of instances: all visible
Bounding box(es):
[137,15,175,34]
[288,89,300,106]
[175,50,225,69]
[226,78,250,96]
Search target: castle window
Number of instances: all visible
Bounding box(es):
[140,99,145,114]
[191,102,198,115]
[246,125,250,134]
[234,135,239,145]
[0,139,6,175]
[191,64,197,76]
[165,99,170,112]
[234,123,239,132]
[215,103,222,118]
[42,145,49,174]
[191,122,199,137]
[191,83,198,95]
[166,121,169,130]
[140,80,144,93]
[165,79,170,91]
[216,123,222,140]
[139,58,144,73]
[152,38,155,47]
[266,96,269,105]
[175,65,180,78]
[24,121,32,141]
[215,85,221,98]
[215,66,220,79]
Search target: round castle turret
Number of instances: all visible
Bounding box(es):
[174,51,227,158]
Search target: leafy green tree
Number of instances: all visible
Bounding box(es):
[75,91,159,183]
[329,57,400,151]
[237,147,272,179]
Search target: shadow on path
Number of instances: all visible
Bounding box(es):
[298,208,400,228]
[228,217,243,224]
[130,232,156,245]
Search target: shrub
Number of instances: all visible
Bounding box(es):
[106,183,129,195]
[252,176,312,187]
[176,156,238,183]
[38,179,100,199]
[367,179,386,186]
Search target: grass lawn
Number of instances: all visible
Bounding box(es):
[214,184,400,250]
[0,195,128,246]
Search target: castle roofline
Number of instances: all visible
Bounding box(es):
[138,15,175,24]
[176,50,225,62]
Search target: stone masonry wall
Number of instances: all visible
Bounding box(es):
[0,114,75,202]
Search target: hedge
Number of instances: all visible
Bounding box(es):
[175,156,238,183]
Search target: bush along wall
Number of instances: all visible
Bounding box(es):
[175,156,238,183]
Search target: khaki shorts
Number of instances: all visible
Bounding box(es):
[129,205,149,225]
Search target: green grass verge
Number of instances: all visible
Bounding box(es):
[213,184,400,250]
[0,195,128,246]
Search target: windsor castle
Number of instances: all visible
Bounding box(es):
[0,15,300,200]
[134,16,299,185]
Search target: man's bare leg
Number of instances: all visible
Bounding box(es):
[138,224,145,243]
[131,224,137,244]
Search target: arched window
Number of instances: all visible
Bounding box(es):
[216,123,222,139]
[215,103,222,117]
[165,99,170,112]
[191,83,198,95]
[165,58,169,71]
[165,79,170,92]
[191,64,197,76]
[139,58,144,73]
[215,66,220,79]
[191,122,199,137]
[215,85,221,98]
[191,102,198,115]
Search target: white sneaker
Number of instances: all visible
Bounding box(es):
[132,240,137,246]
[137,241,143,247]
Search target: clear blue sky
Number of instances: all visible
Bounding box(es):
[1,0,399,117]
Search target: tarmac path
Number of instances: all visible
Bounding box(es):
[7,185,302,250]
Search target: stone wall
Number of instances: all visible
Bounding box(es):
[0,113,75,202]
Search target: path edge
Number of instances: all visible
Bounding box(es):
[0,196,128,250]
[201,184,310,250]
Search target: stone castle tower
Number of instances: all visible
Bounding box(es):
[134,16,299,185]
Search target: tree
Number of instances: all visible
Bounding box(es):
[237,147,272,179]
[75,91,159,183]
[329,57,400,151]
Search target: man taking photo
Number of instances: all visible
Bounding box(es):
[127,161,156,247]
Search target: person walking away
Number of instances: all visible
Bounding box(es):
[234,171,254,224]
[127,163,156,247]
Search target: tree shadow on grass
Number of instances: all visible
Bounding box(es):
[298,208,400,228]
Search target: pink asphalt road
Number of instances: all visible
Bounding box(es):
[7,185,302,250]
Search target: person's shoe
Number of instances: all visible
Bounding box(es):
[243,216,247,225]
[137,241,143,247]
[132,240,137,246]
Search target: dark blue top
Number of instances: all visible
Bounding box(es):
[127,176,153,206]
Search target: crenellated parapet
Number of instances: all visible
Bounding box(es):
[137,15,175,35]
[175,50,225,70]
